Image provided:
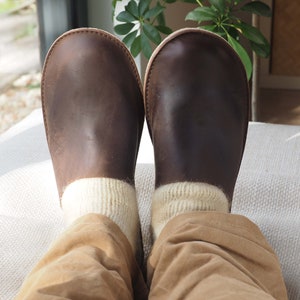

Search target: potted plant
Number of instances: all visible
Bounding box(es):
[113,0,271,80]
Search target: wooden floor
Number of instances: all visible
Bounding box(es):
[257,88,300,125]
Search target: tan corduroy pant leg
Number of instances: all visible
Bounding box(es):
[15,213,148,300]
[147,211,288,300]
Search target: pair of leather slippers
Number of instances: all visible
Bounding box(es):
[42,28,249,203]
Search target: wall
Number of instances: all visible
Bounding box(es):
[87,0,114,33]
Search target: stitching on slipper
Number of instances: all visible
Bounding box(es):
[42,28,142,143]
[144,29,249,140]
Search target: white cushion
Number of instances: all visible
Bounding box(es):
[0,109,299,299]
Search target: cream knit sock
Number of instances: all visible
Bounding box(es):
[152,182,229,240]
[61,178,139,252]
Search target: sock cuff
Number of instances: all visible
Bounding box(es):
[152,182,229,240]
[61,178,139,252]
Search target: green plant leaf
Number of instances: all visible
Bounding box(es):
[114,23,135,35]
[126,0,139,18]
[112,0,122,10]
[165,0,177,3]
[116,11,136,22]
[233,0,245,5]
[131,35,141,57]
[200,24,225,37]
[144,3,165,19]
[185,7,217,22]
[138,0,151,15]
[141,32,153,59]
[235,22,266,44]
[156,11,166,26]
[122,30,138,47]
[143,23,162,44]
[241,1,272,17]
[182,0,198,3]
[156,25,173,34]
[227,35,252,80]
[200,24,216,32]
[250,40,270,58]
[208,0,226,13]
[228,26,239,41]
[112,0,123,18]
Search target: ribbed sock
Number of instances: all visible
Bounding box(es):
[61,178,139,252]
[151,182,229,240]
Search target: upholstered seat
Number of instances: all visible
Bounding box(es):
[0,109,299,299]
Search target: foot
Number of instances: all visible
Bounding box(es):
[42,28,144,198]
[144,28,249,201]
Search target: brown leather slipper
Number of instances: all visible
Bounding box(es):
[144,28,249,201]
[42,28,144,198]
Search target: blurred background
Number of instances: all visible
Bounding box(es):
[0,0,300,134]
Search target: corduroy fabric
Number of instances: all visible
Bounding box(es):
[14,212,287,300]
[14,213,148,300]
[148,212,288,300]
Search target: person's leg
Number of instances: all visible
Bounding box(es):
[148,211,287,300]
[15,28,147,300]
[144,28,287,299]
[16,213,147,300]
